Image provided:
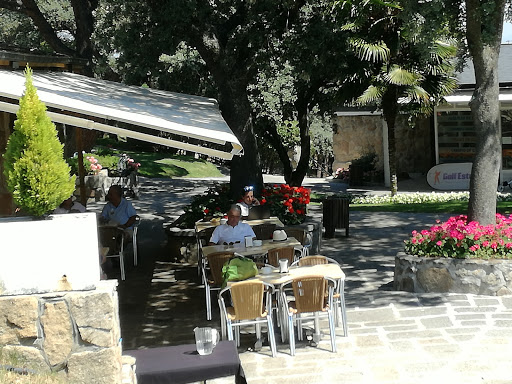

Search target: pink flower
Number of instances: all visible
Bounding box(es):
[436,241,442,246]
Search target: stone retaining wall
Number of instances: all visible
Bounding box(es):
[0,280,128,383]
[394,252,512,296]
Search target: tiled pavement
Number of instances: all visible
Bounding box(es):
[87,176,512,384]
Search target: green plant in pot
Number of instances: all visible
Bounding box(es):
[3,67,75,216]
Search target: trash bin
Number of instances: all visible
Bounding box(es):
[322,197,349,238]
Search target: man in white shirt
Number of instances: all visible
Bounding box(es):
[209,204,255,245]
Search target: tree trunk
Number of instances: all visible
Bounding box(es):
[467,46,501,224]
[382,87,399,196]
[288,97,311,187]
[70,0,98,77]
[466,0,505,225]
[215,79,263,200]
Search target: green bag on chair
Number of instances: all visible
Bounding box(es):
[221,256,258,288]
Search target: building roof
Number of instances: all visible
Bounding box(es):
[457,43,512,85]
[0,70,242,160]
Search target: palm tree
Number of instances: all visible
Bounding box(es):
[342,2,458,195]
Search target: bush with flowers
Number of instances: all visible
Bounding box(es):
[86,156,102,175]
[404,214,512,259]
[178,183,232,228]
[333,167,349,181]
[261,184,311,225]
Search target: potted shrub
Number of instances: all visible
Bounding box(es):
[0,67,100,295]
[396,214,512,295]
[3,67,75,216]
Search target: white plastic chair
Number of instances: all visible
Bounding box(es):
[99,226,126,280]
[132,215,141,266]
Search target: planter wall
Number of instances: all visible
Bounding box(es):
[0,212,100,296]
[0,281,127,382]
[394,252,512,296]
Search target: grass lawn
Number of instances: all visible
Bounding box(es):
[125,152,225,178]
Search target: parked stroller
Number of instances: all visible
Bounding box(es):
[108,154,140,199]
[498,179,512,193]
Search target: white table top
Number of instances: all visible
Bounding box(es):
[201,237,300,258]
[248,263,345,286]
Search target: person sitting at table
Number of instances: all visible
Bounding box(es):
[237,185,260,218]
[100,185,137,235]
[53,196,86,214]
[209,204,255,245]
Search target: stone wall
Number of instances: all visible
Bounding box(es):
[394,252,512,296]
[332,115,383,171]
[0,280,126,383]
[332,114,433,175]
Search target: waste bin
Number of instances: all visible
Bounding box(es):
[322,197,349,238]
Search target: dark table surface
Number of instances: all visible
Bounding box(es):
[125,341,246,384]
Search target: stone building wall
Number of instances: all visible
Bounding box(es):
[0,281,125,383]
[332,114,433,175]
[332,115,383,171]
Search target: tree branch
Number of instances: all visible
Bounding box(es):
[20,0,75,56]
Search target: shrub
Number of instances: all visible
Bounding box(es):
[179,183,232,228]
[3,67,75,216]
[404,214,512,259]
[261,184,310,225]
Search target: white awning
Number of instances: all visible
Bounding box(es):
[0,70,243,160]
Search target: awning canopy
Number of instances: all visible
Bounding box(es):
[0,70,242,160]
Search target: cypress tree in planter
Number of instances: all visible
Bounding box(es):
[3,67,75,216]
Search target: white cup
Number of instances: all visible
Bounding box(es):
[220,218,227,225]
[279,259,289,273]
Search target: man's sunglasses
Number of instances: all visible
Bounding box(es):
[223,241,241,245]
[243,185,254,192]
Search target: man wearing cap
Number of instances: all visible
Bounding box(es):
[237,185,260,218]
[209,204,255,245]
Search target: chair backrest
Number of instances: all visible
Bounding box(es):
[298,255,327,266]
[98,227,124,254]
[206,251,234,285]
[198,226,216,246]
[267,247,295,267]
[283,227,307,245]
[252,223,276,240]
[291,275,328,313]
[230,280,265,320]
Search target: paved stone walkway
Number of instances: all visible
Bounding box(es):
[87,176,512,384]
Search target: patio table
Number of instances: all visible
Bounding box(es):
[125,341,246,384]
[201,237,301,259]
[195,216,284,233]
[236,263,346,343]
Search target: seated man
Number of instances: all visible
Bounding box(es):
[237,185,260,218]
[100,185,137,235]
[53,196,86,214]
[209,204,255,245]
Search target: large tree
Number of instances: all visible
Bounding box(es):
[0,0,98,75]
[464,0,507,224]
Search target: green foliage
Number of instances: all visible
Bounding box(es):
[179,184,232,228]
[66,153,119,176]
[351,152,378,173]
[3,67,75,216]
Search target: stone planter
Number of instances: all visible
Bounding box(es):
[0,212,101,295]
[394,252,512,296]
